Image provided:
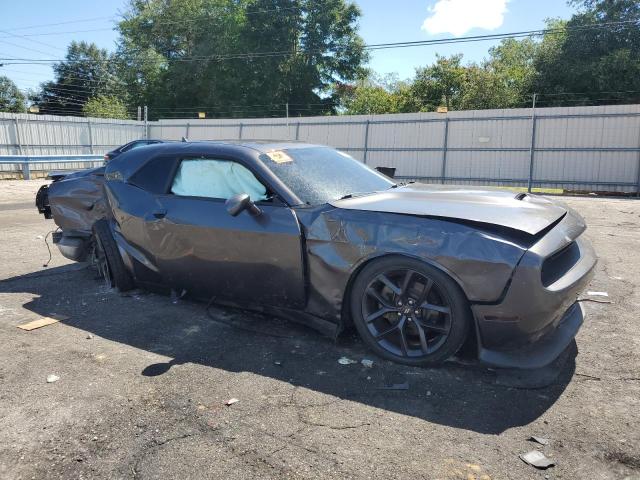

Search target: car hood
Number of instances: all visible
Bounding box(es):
[329,184,567,235]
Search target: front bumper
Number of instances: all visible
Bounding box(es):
[472,211,597,369]
[53,232,91,262]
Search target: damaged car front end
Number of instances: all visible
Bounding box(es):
[36,141,596,369]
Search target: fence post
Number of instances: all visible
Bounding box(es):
[185,122,190,139]
[636,156,640,197]
[22,161,30,180]
[144,106,149,139]
[295,122,300,141]
[238,122,243,140]
[13,118,23,155]
[441,117,449,184]
[363,120,370,164]
[87,119,94,154]
[527,94,538,193]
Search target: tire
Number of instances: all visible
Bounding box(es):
[92,219,135,292]
[350,256,470,366]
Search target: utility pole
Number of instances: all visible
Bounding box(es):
[137,106,141,121]
[286,103,289,127]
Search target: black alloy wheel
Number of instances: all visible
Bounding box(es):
[351,257,470,365]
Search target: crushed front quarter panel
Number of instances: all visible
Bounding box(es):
[295,206,528,324]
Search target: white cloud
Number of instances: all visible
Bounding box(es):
[422,0,509,37]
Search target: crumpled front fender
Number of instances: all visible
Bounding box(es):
[296,207,527,324]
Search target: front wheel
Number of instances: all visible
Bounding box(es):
[350,256,470,366]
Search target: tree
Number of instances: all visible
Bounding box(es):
[0,76,26,113]
[533,1,640,105]
[116,0,368,118]
[33,41,123,116]
[83,95,130,119]
[410,54,466,111]
[335,73,411,114]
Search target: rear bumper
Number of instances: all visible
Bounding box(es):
[472,211,596,369]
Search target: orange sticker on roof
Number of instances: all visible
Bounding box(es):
[266,150,293,164]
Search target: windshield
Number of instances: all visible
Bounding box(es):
[260,147,395,205]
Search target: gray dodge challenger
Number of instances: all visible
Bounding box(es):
[35,141,596,369]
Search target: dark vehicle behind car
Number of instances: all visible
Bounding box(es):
[103,139,164,162]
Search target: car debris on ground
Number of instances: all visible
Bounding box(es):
[46,374,60,383]
[17,314,68,331]
[338,357,357,365]
[520,450,555,469]
[361,358,374,368]
[378,382,410,391]
[528,436,549,446]
[225,398,239,406]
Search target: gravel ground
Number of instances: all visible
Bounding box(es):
[0,180,638,480]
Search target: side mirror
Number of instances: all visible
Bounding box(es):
[225,193,262,217]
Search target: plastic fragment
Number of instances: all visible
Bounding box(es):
[225,398,239,406]
[520,450,555,469]
[378,382,409,390]
[46,374,60,383]
[273,361,282,366]
[361,359,374,368]
[587,291,608,297]
[529,436,549,446]
[338,357,357,365]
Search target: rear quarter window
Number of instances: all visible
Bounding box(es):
[128,156,179,194]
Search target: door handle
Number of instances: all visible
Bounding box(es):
[152,208,167,219]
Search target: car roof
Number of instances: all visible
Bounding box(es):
[105,140,328,204]
[176,140,322,153]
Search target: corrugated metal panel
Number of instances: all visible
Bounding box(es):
[2,106,639,192]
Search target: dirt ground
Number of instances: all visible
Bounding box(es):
[0,180,638,480]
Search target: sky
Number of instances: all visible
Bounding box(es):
[0,0,576,93]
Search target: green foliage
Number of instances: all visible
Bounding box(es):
[410,54,466,110]
[32,41,123,116]
[532,0,640,105]
[116,0,367,118]
[336,73,410,114]
[83,95,130,119]
[0,76,26,113]
[26,0,640,118]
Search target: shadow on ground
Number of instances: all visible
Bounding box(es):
[1,265,577,435]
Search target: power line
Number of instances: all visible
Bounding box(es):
[1,19,638,66]
[3,4,305,37]
[3,16,115,32]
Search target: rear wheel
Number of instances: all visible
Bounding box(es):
[92,219,135,292]
[350,256,470,366]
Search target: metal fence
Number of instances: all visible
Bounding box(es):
[0,112,146,156]
[1,105,640,192]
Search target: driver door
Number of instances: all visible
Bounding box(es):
[145,156,306,308]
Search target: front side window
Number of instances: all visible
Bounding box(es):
[171,158,268,201]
